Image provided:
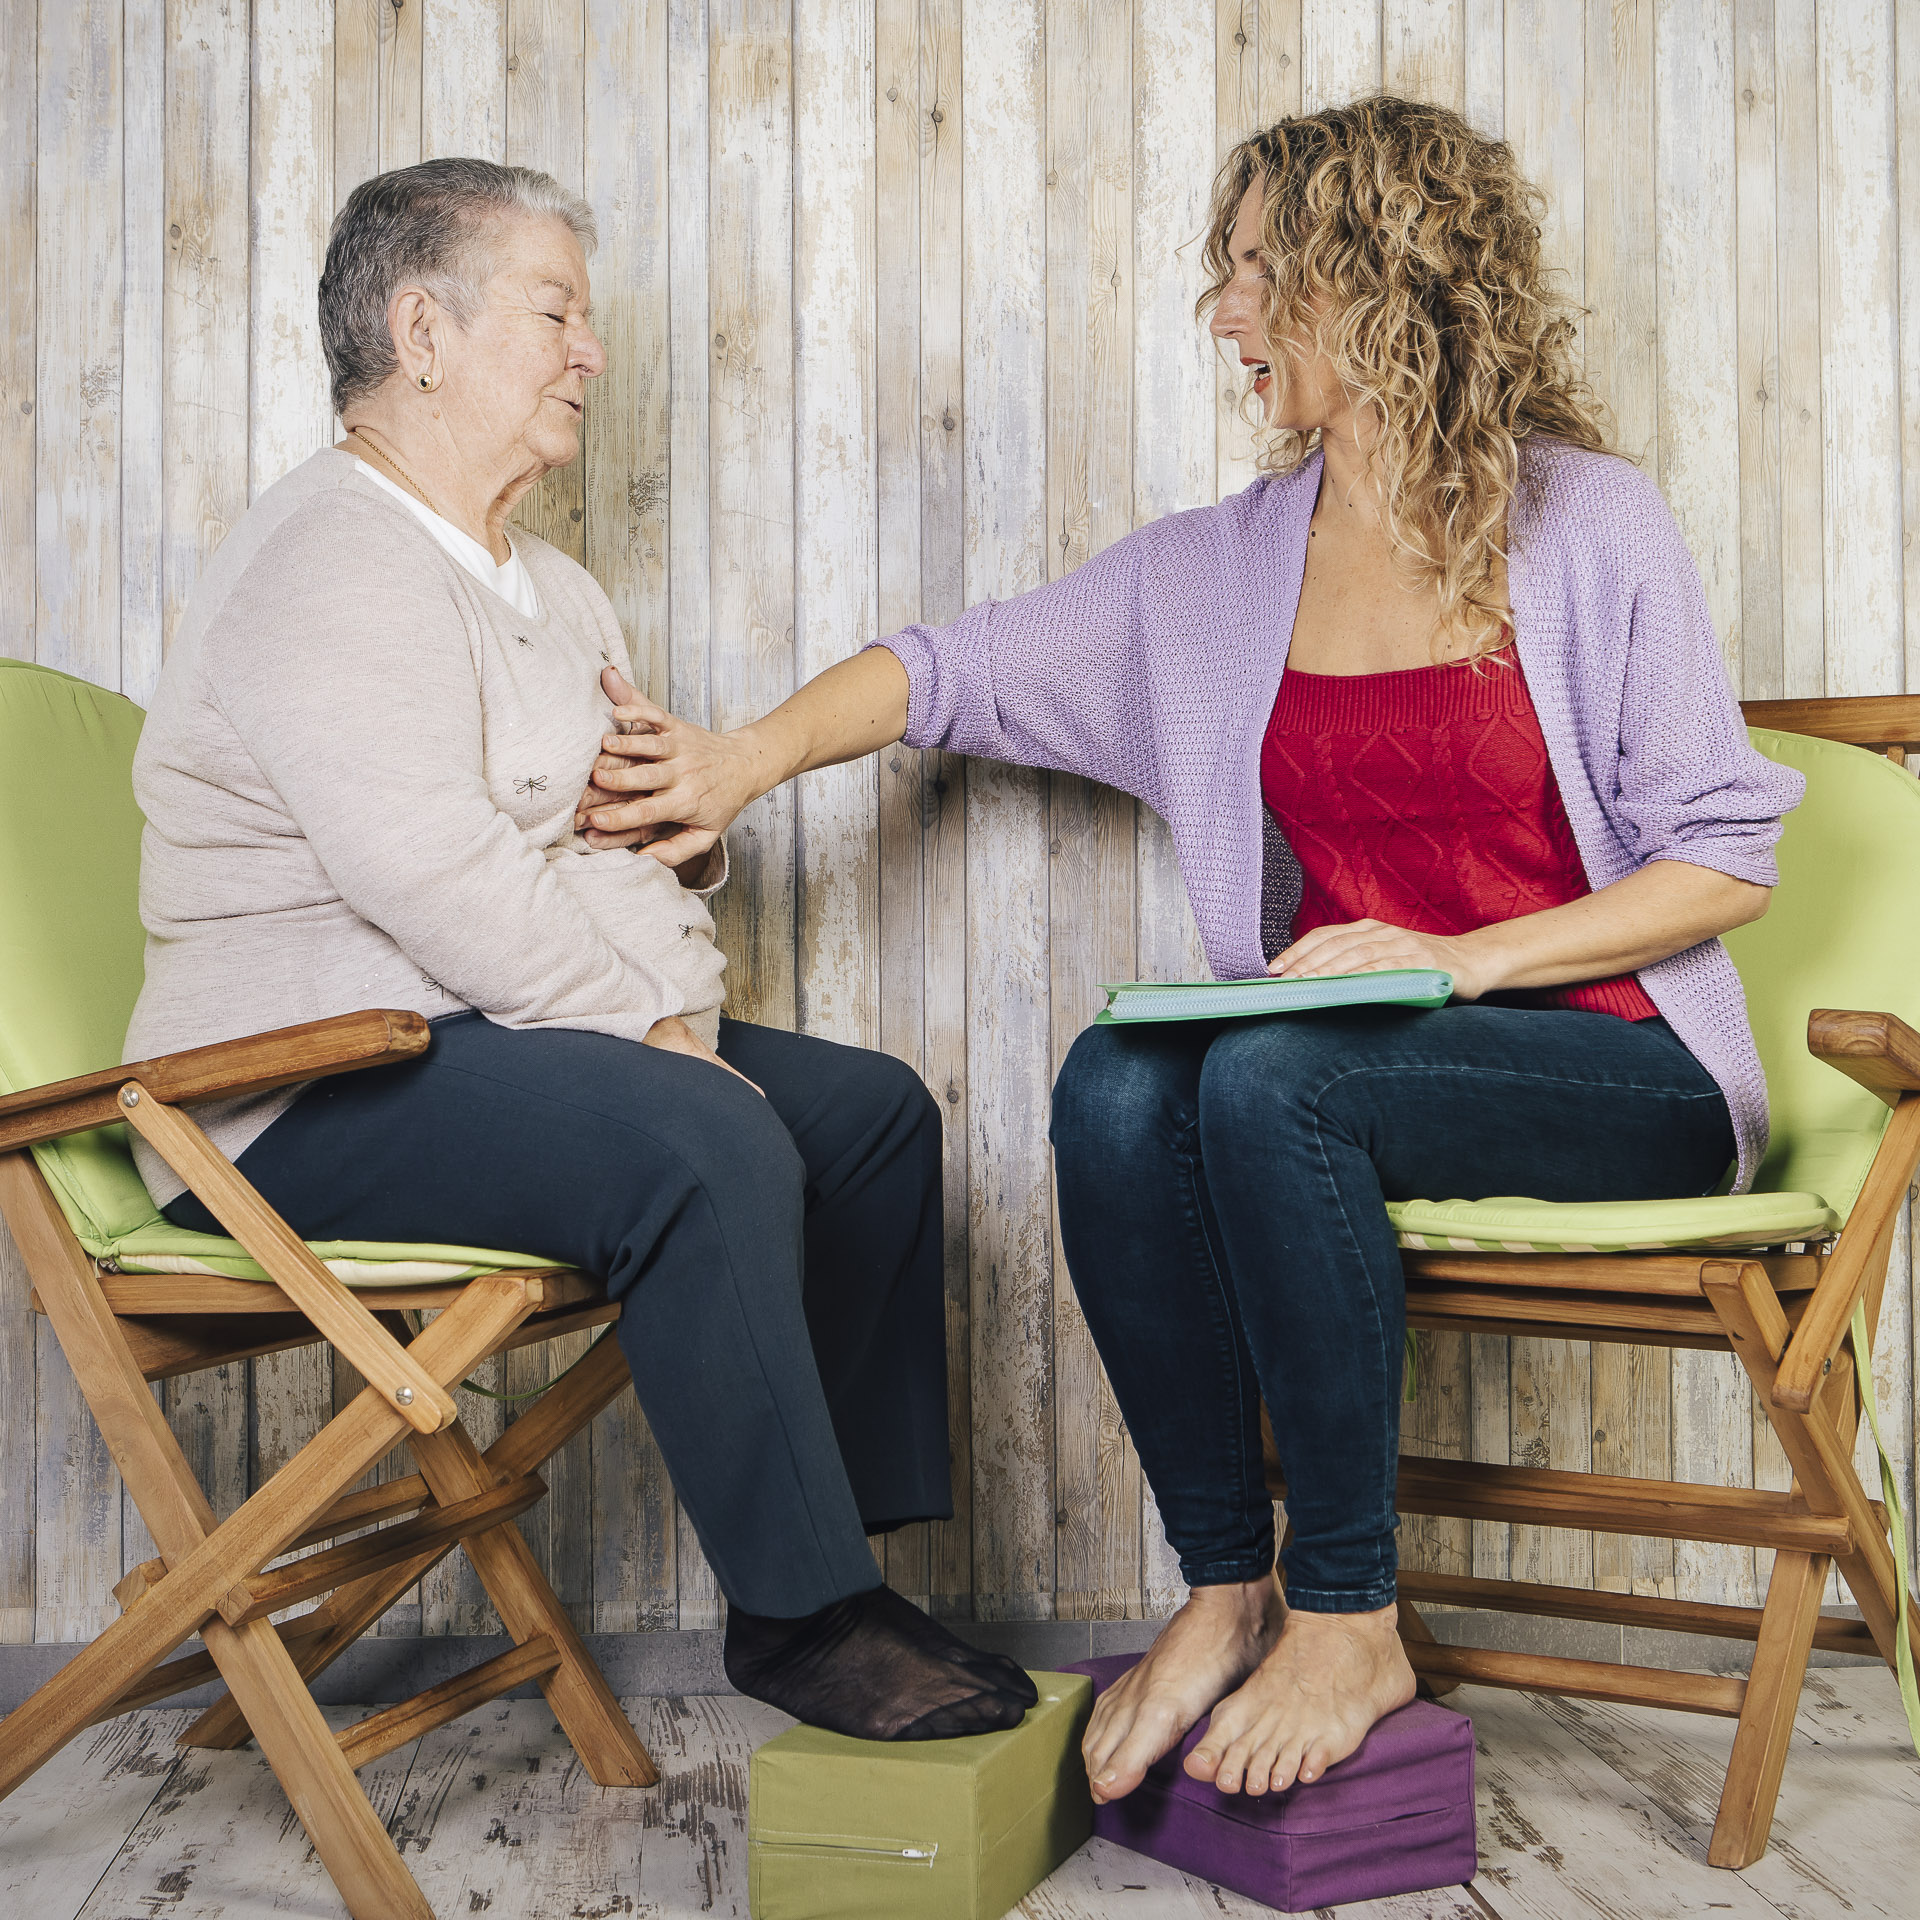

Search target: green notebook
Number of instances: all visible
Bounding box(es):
[1096,968,1453,1024]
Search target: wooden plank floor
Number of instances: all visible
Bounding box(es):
[1,1672,1912,1918]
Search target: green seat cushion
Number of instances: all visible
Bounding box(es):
[1389,1192,1841,1254]
[90,1221,558,1285]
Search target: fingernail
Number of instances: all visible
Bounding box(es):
[1096,1771,1116,1785]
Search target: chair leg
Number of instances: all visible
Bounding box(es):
[1705,1263,1917,1668]
[184,1546,451,1750]
[1708,1547,1827,1868]
[201,1614,433,1920]
[408,1419,660,1788]
[188,1339,635,1752]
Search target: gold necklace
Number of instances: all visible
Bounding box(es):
[346,429,450,523]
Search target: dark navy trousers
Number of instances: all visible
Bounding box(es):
[1049,1005,1736,1613]
[165,1012,951,1616]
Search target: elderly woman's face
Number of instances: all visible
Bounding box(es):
[440,214,605,475]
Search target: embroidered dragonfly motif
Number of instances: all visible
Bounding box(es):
[514,633,534,648]
[514,775,548,796]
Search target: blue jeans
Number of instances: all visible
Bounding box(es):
[1048,1004,1736,1613]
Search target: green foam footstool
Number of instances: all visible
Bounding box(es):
[746,1671,1095,1919]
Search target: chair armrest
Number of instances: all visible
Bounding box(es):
[1808,1008,1920,1105]
[0,1010,431,1153]
[1772,1030,1920,1413]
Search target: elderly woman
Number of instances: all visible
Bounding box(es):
[123,158,1034,1742]
[579,100,1803,1801]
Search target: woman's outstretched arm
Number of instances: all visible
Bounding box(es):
[583,510,1167,864]
[579,648,910,865]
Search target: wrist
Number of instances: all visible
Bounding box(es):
[733,718,795,804]
[1451,925,1517,998]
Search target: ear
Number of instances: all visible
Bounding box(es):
[387,286,441,389]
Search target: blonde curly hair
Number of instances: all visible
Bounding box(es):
[1199,96,1612,656]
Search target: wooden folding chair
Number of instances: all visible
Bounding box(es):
[0,658,659,1919]
[1264,693,1920,1868]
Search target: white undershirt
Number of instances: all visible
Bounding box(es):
[354,459,543,619]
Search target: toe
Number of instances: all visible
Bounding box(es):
[1242,1735,1282,1797]
[1095,1706,1180,1801]
[1267,1729,1313,1793]
[1213,1726,1265,1795]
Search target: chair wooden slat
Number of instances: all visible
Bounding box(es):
[335,1636,561,1772]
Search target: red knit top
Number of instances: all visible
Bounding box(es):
[1259,654,1660,1021]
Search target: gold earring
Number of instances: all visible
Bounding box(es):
[418,371,438,392]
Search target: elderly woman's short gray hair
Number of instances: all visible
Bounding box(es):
[320,158,598,415]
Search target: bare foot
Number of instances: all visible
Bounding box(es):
[1184,1601,1416,1796]
[1082,1576,1285,1804]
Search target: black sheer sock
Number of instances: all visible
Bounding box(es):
[724,1585,1033,1741]
[860,1583,1039,1707]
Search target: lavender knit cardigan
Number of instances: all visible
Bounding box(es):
[873,441,1804,1194]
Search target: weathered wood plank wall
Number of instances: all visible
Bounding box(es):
[1,0,1914,1641]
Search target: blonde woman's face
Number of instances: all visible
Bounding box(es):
[1209,180,1346,435]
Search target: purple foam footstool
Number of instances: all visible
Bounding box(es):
[1065,1653,1477,1912]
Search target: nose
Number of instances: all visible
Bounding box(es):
[1210,283,1252,341]
[574,320,608,379]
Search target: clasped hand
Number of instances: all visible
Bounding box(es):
[573,666,761,867]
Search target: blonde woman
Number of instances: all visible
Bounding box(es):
[580,102,1801,1799]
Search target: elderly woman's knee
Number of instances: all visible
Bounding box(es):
[860,1045,942,1145]
[674,1075,806,1215]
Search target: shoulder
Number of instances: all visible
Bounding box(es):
[1509,439,1706,627]
[219,449,449,599]
[1122,461,1317,578]
[1513,440,1680,566]
[190,455,476,682]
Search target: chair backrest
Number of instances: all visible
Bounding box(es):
[1724,728,1920,1221]
[0,658,162,1240]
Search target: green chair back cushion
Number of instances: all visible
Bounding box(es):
[1724,729,1920,1220]
[0,659,160,1241]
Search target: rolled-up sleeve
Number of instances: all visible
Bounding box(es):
[1612,496,1805,885]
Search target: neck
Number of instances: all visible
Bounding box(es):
[343,397,541,563]
[1313,412,1385,529]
